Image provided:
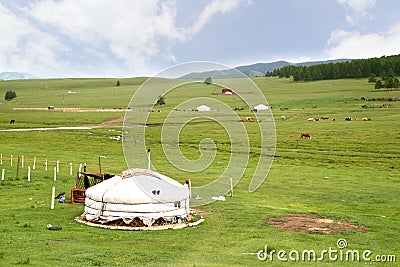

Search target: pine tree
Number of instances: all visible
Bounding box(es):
[156,95,165,105]
[385,77,394,88]
[204,77,212,85]
[375,80,383,89]
[368,73,377,83]
[393,77,400,88]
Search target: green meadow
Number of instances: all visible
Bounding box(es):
[0,76,399,266]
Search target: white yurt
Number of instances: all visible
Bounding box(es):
[196,105,211,112]
[253,104,269,111]
[82,168,190,228]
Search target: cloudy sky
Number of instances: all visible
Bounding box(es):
[0,0,399,78]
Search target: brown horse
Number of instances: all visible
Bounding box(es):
[300,132,311,139]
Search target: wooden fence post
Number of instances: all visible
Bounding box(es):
[51,166,57,210]
[54,166,57,182]
[16,155,20,178]
[230,178,234,197]
[51,186,55,210]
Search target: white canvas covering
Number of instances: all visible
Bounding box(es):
[83,168,190,224]
[196,105,211,111]
[253,104,269,111]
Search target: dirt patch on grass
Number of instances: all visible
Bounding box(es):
[92,118,218,129]
[144,120,217,127]
[92,116,125,128]
[267,213,366,234]
[194,209,213,216]
[50,238,76,242]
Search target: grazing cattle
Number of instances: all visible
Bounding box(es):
[321,116,330,120]
[312,105,318,109]
[362,117,372,121]
[332,118,336,121]
[246,117,255,122]
[307,117,319,122]
[280,107,289,111]
[9,119,15,124]
[300,132,311,139]
[281,115,286,120]
[345,117,357,121]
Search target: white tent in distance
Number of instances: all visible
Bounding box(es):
[253,104,269,111]
[196,105,211,112]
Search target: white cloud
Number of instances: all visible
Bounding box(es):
[337,0,376,23]
[0,3,67,74]
[337,0,375,14]
[3,0,244,76]
[0,0,250,76]
[190,0,242,34]
[22,0,187,69]
[325,24,400,59]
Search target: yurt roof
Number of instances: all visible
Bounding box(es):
[254,104,269,110]
[196,105,211,111]
[85,168,189,204]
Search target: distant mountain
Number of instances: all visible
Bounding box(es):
[180,59,353,79]
[294,59,353,67]
[179,69,246,79]
[236,61,292,77]
[0,72,40,80]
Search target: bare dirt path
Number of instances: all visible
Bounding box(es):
[91,116,125,128]
[0,116,125,132]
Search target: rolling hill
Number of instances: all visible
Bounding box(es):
[180,59,353,79]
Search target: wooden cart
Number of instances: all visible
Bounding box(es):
[71,172,113,203]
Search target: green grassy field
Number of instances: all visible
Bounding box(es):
[0,76,399,266]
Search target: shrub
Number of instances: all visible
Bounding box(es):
[4,90,17,101]
[204,77,212,85]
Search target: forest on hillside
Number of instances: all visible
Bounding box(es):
[266,54,400,88]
